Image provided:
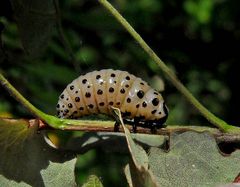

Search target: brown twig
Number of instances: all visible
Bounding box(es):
[1,118,240,144]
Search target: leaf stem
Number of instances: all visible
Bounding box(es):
[0,73,45,118]
[0,73,64,128]
[98,0,240,133]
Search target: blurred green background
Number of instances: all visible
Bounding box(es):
[0,0,240,186]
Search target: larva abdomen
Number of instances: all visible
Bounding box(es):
[56,69,168,128]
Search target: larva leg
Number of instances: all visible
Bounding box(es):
[114,121,120,132]
[132,123,137,133]
[150,124,157,134]
[132,117,141,133]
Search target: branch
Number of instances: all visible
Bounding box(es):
[1,118,240,144]
[97,0,240,133]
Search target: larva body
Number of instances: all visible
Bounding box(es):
[56,69,168,129]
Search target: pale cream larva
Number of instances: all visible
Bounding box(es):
[56,69,168,130]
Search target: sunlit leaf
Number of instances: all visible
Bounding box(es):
[124,165,133,187]
[0,118,76,186]
[148,131,240,186]
[82,175,104,187]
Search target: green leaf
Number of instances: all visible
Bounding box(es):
[124,163,158,187]
[40,159,76,187]
[124,165,133,187]
[45,130,166,154]
[148,131,240,187]
[0,119,76,187]
[10,0,56,57]
[82,175,104,187]
[0,178,31,187]
[183,0,214,24]
[122,127,158,187]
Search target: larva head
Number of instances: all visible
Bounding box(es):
[137,89,168,123]
[151,100,168,124]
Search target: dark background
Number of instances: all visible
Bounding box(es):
[1,0,239,185]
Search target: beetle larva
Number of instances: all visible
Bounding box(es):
[56,69,168,130]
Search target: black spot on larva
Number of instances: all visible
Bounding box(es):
[87,85,91,88]
[75,97,80,102]
[70,85,74,90]
[109,87,114,93]
[137,90,144,99]
[64,109,69,114]
[73,111,78,114]
[100,81,104,85]
[57,111,60,116]
[136,104,140,108]
[82,79,87,84]
[97,89,103,95]
[140,82,145,85]
[99,102,104,106]
[152,98,159,106]
[68,103,73,108]
[66,98,69,101]
[120,88,125,94]
[154,92,158,95]
[60,94,64,99]
[62,105,65,108]
[96,75,101,79]
[85,92,91,98]
[75,91,78,94]
[126,76,130,80]
[151,110,157,114]
[79,107,84,110]
[114,81,117,84]
[111,73,116,77]
[127,98,131,103]
[88,104,94,109]
[116,102,120,105]
[142,101,147,107]
[158,112,162,114]
[125,84,129,88]
[109,101,114,105]
[56,104,60,108]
